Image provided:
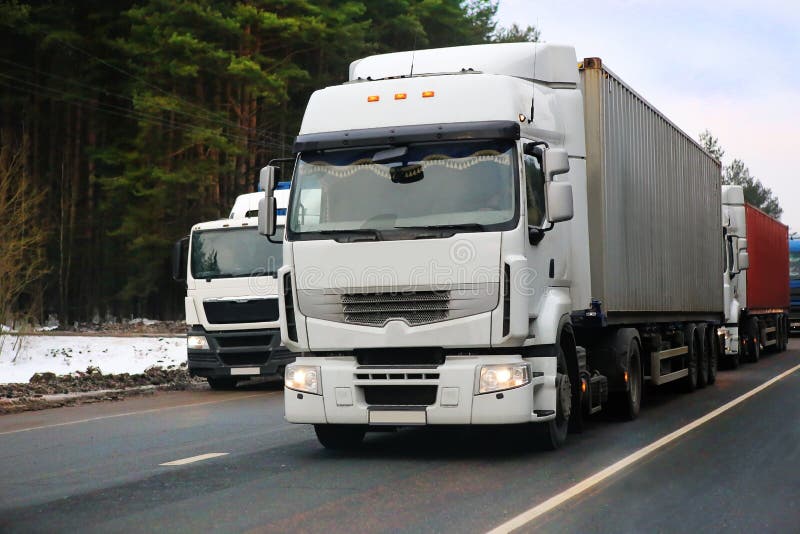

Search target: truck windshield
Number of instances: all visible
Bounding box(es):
[791,250,800,279]
[191,227,283,280]
[288,140,517,239]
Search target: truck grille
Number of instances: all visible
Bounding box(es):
[203,298,279,324]
[362,385,438,406]
[341,291,450,326]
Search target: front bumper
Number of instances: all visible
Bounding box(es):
[187,326,295,378]
[284,355,557,426]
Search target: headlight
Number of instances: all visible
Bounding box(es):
[478,363,531,394]
[285,365,320,394]
[187,335,210,350]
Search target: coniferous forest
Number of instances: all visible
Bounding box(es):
[0,0,538,325]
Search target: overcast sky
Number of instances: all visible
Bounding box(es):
[497,0,800,233]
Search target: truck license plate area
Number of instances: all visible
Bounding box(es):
[230,367,259,375]
[368,409,426,425]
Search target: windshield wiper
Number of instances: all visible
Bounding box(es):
[316,229,382,242]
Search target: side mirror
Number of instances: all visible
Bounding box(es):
[543,148,570,180]
[738,250,749,270]
[259,165,279,193]
[258,196,276,236]
[545,182,574,223]
[738,238,748,251]
[172,236,189,282]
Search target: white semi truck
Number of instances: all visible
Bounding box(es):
[258,43,724,449]
[173,189,292,389]
[720,185,790,367]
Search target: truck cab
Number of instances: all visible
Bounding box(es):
[176,191,293,389]
[721,185,748,362]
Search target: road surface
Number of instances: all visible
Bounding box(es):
[1,341,798,533]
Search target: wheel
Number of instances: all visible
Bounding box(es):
[746,317,761,363]
[777,316,786,352]
[207,377,238,390]
[314,424,366,450]
[696,326,709,389]
[707,327,719,385]
[609,339,642,420]
[533,346,571,450]
[681,325,699,393]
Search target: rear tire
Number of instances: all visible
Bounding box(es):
[746,317,761,363]
[314,425,366,450]
[207,377,238,390]
[609,340,642,421]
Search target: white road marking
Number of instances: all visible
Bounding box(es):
[160,452,229,466]
[488,361,800,534]
[0,392,279,436]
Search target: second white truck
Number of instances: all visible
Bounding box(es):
[174,189,292,389]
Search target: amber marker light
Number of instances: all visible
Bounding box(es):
[422,90,435,98]
[367,95,379,102]
[394,93,407,100]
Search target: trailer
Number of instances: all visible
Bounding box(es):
[258,43,725,449]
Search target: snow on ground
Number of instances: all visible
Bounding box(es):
[0,335,186,384]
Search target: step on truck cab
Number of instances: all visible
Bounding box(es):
[258,43,725,449]
[173,188,292,389]
[721,186,790,365]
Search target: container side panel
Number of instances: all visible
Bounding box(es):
[745,205,790,310]
[581,64,723,314]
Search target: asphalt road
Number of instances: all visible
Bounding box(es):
[1,341,798,533]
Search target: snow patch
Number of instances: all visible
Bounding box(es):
[0,335,186,384]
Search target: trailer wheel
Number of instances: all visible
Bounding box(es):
[533,347,570,450]
[746,317,761,363]
[681,324,699,393]
[707,327,719,385]
[696,325,709,389]
[314,425,366,450]
[207,377,238,390]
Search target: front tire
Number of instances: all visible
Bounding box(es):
[533,347,571,450]
[314,424,366,450]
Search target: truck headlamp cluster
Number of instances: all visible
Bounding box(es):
[285,365,320,395]
[478,364,531,394]
[187,335,210,350]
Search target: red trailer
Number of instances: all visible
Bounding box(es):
[742,204,790,357]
